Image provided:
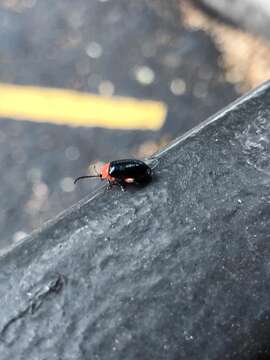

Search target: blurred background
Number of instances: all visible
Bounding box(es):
[0,0,269,252]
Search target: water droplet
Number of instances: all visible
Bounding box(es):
[170,78,186,95]
[134,66,155,85]
[60,177,75,192]
[184,331,194,341]
[98,81,114,96]
[86,42,103,58]
[65,146,80,161]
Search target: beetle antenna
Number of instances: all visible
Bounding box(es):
[74,175,101,184]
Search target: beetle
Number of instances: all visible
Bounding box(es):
[74,159,152,191]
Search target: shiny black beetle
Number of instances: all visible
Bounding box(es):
[74,159,152,191]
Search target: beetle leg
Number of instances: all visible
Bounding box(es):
[117,183,126,192]
[107,180,125,192]
[106,181,113,190]
[120,183,126,192]
[116,180,126,192]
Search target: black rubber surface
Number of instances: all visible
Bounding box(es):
[195,0,270,39]
[1,82,270,359]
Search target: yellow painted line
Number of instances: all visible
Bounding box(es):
[0,83,167,130]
